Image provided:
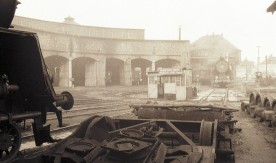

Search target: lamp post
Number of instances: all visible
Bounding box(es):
[266,55,268,85]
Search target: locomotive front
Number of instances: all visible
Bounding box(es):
[213,58,232,87]
[0,0,74,162]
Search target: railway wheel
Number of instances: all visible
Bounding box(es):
[0,123,21,163]
[199,120,213,146]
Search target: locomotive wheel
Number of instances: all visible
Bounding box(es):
[199,120,213,146]
[0,123,21,163]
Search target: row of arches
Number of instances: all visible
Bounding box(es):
[45,55,181,87]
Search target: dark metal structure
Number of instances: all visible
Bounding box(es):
[12,115,236,163]
[9,102,238,162]
[0,0,74,162]
[212,58,232,88]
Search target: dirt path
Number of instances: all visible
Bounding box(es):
[233,108,276,163]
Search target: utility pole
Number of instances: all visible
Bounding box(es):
[257,46,260,71]
[266,55,268,85]
[246,57,248,81]
[178,26,181,40]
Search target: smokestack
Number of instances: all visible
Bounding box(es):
[179,26,181,40]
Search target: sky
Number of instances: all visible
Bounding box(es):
[15,0,276,63]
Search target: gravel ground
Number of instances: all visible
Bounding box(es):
[232,107,276,163]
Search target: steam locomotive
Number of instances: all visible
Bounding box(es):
[0,1,74,162]
[212,57,232,87]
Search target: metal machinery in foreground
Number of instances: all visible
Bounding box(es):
[212,58,232,88]
[12,115,236,163]
[241,89,276,127]
[147,68,196,100]
[0,0,74,162]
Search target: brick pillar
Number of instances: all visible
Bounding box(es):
[85,61,96,86]
[96,57,106,86]
[123,59,132,86]
[59,60,69,87]
[68,58,73,87]
[151,61,156,71]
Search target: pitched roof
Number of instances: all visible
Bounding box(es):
[267,1,276,14]
[191,34,239,51]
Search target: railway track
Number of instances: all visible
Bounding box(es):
[197,88,229,105]
[21,98,134,138]
[47,104,130,121]
[21,107,132,142]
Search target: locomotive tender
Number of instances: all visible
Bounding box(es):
[0,0,74,162]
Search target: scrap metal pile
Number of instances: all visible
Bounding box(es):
[12,104,238,163]
[241,88,276,126]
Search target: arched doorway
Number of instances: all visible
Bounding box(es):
[156,59,180,70]
[106,58,124,85]
[72,57,96,87]
[131,58,151,85]
[44,55,67,87]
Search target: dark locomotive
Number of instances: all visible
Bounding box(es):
[192,57,233,87]
[212,57,232,88]
[0,0,74,162]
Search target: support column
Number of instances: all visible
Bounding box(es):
[141,67,147,85]
[151,61,156,71]
[59,60,69,87]
[85,61,96,86]
[96,57,106,86]
[68,58,73,87]
[123,59,132,86]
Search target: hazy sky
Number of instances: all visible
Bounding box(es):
[15,0,276,63]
